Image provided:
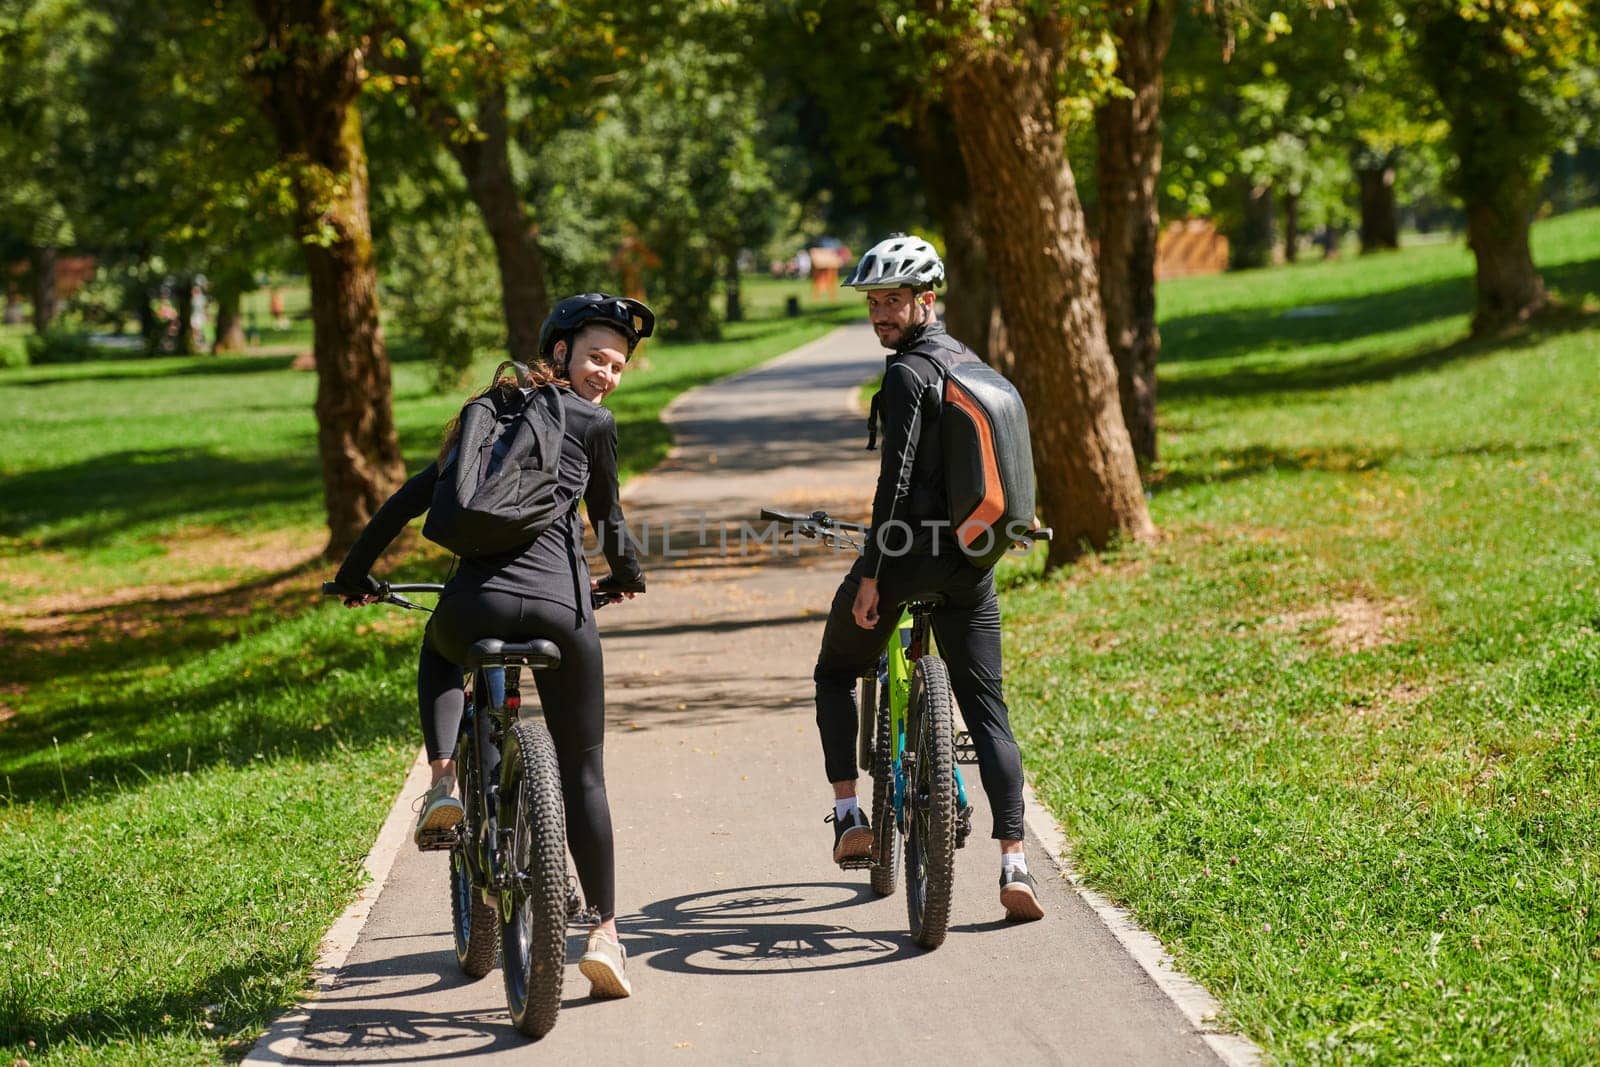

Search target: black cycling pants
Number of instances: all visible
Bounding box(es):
[419,589,617,921]
[813,553,1025,841]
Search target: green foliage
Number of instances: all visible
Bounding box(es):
[1405,0,1600,214]
[0,0,105,284]
[531,29,795,340]
[22,327,102,365]
[384,207,504,392]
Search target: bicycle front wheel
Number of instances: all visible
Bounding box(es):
[904,655,956,949]
[499,719,569,1039]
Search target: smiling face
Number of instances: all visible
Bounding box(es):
[557,324,631,403]
[865,287,935,348]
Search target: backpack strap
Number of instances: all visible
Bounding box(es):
[493,359,537,389]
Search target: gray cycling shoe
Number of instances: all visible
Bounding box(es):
[579,930,632,999]
[999,866,1045,922]
[828,807,874,866]
[412,777,464,851]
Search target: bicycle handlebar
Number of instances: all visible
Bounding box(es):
[323,580,631,612]
[760,507,1052,551]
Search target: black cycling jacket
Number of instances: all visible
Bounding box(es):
[336,390,643,612]
[863,321,981,575]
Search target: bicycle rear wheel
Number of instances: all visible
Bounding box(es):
[499,719,568,1039]
[869,675,898,897]
[450,842,498,978]
[450,719,498,979]
[904,656,956,949]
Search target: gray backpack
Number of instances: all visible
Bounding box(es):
[422,362,568,558]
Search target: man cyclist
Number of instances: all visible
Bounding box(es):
[815,234,1044,922]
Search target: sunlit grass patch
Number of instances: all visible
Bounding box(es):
[1007,208,1600,1065]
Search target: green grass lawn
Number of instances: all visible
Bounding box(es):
[0,287,857,1065]
[1003,208,1600,1065]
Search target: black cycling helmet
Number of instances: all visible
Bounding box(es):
[538,292,656,360]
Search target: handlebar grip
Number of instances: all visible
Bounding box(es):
[760,507,813,524]
[596,575,647,595]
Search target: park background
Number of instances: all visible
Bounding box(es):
[2,1,1599,1064]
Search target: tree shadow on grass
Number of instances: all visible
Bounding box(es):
[1159,254,1600,379]
[1161,273,1475,367]
[1162,299,1600,405]
[1151,434,1587,496]
[0,447,324,550]
[0,561,421,808]
[0,945,315,1059]
[10,353,301,388]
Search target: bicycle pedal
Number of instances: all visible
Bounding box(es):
[838,857,875,871]
[416,828,458,852]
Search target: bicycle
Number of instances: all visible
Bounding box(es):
[759,507,1049,950]
[322,577,630,1038]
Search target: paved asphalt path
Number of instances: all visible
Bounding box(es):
[282,323,1224,1065]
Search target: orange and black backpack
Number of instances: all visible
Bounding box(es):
[869,342,1037,569]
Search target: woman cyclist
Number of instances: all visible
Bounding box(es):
[331,293,652,998]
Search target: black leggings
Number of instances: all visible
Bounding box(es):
[419,589,616,921]
[813,553,1025,841]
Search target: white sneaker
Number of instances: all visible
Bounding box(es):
[412,777,464,850]
[579,930,632,999]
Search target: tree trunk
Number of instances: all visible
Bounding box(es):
[945,33,1155,568]
[1357,162,1399,253]
[212,276,248,353]
[30,247,57,333]
[915,106,1013,375]
[1095,0,1173,468]
[1463,183,1547,335]
[724,253,743,323]
[383,48,552,365]
[1282,190,1300,263]
[252,0,405,560]
[1231,179,1275,269]
[456,89,550,364]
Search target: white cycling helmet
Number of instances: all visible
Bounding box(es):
[844,232,945,291]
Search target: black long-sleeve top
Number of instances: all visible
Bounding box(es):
[863,321,976,575]
[336,390,642,612]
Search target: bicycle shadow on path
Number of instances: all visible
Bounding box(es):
[285,881,918,1064]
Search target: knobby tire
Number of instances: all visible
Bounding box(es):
[450,842,498,978]
[500,719,568,1039]
[904,656,956,949]
[869,673,899,897]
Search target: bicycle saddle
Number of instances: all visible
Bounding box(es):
[466,637,562,670]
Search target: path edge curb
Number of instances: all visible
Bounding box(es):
[1021,780,1265,1067]
[241,748,432,1065]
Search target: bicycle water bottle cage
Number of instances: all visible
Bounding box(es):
[466,638,562,671]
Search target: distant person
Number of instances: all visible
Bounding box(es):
[811,233,1045,922]
[269,286,288,330]
[155,297,178,352]
[190,282,208,350]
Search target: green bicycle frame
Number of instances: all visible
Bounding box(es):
[883,607,970,831]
